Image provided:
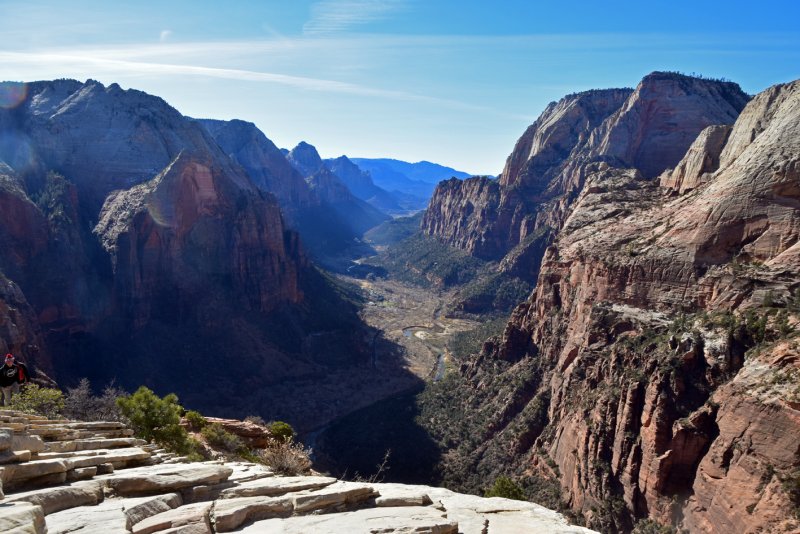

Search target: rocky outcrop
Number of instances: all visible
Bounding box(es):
[659,125,732,193]
[198,119,316,211]
[94,151,304,327]
[422,73,749,269]
[0,411,597,533]
[420,78,799,533]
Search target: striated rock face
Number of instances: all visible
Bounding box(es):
[421,177,503,259]
[94,152,304,328]
[422,73,749,269]
[198,119,316,211]
[659,125,732,193]
[422,78,799,533]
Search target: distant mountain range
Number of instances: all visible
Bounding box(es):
[350,158,472,206]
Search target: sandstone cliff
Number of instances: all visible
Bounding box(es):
[422,73,749,272]
[417,77,799,533]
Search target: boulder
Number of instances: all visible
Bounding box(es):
[102,464,233,496]
[132,501,212,534]
[0,501,45,534]
[218,475,335,499]
[236,505,458,534]
[3,480,103,514]
[211,495,294,532]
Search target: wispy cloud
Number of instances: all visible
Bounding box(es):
[0,49,527,118]
[303,0,406,35]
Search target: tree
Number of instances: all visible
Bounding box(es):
[116,386,190,453]
[485,476,526,500]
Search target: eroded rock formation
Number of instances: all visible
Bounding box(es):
[0,411,597,533]
[419,75,800,533]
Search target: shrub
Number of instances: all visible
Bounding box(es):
[244,415,267,426]
[631,518,677,534]
[8,384,65,418]
[116,386,191,454]
[185,410,208,430]
[268,421,295,443]
[201,423,246,454]
[63,378,127,422]
[484,476,525,501]
[258,439,312,475]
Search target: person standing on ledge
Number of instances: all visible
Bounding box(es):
[0,353,29,406]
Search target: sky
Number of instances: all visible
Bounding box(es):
[1,1,799,175]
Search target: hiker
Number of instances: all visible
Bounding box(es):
[0,353,29,406]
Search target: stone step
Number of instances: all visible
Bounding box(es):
[44,436,141,453]
[99,464,234,497]
[0,458,69,491]
[236,505,459,534]
[212,495,293,532]
[132,501,212,534]
[4,480,104,515]
[66,466,98,482]
[35,447,152,470]
[0,449,32,464]
[291,481,377,514]
[218,475,336,499]
[0,501,46,534]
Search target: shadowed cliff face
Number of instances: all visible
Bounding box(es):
[0,79,371,420]
[423,78,800,533]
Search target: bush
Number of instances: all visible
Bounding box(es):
[269,421,295,443]
[258,439,312,475]
[201,423,246,454]
[63,378,127,422]
[484,476,526,500]
[244,415,267,426]
[185,410,208,430]
[8,384,65,418]
[631,519,677,534]
[116,386,191,454]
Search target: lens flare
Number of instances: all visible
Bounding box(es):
[0,82,27,109]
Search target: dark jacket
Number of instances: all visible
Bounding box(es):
[0,362,29,387]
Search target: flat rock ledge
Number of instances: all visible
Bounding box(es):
[0,410,596,533]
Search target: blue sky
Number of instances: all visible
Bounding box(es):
[1,0,799,175]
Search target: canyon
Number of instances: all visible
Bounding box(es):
[1,70,798,534]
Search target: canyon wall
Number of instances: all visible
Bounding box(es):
[422,75,799,533]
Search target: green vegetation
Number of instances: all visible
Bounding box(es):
[451,273,532,315]
[484,476,525,500]
[8,384,65,419]
[33,171,75,228]
[631,518,677,534]
[116,386,194,454]
[364,212,424,246]
[201,423,246,454]
[366,234,486,288]
[268,421,295,443]
[448,316,509,361]
[185,410,209,430]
